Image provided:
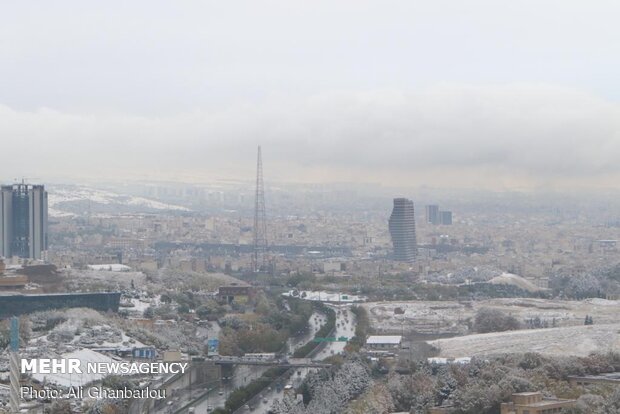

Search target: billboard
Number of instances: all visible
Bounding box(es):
[207,339,219,355]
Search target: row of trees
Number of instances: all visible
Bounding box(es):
[551,262,620,299]
[218,294,315,356]
[390,352,620,414]
[292,302,336,358]
[345,305,370,353]
[473,307,521,333]
[216,300,332,412]
[272,350,620,414]
[220,366,289,413]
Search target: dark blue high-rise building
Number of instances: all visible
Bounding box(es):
[0,184,48,260]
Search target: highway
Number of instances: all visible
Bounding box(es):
[239,304,357,414]
[313,305,356,360]
[168,311,327,413]
[166,305,357,414]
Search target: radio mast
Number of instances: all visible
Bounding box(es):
[252,146,268,273]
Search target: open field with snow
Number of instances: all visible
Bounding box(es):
[427,323,620,358]
[47,185,190,217]
[364,298,620,335]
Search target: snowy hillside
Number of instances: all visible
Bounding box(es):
[47,186,190,217]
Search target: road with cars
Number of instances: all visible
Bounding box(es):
[171,305,357,414]
[241,304,357,414]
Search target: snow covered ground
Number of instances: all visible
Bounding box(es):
[66,268,148,288]
[47,185,189,217]
[1,309,148,387]
[427,323,620,358]
[364,298,620,335]
[31,348,118,387]
[488,272,543,292]
[129,297,156,314]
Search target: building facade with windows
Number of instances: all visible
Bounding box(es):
[0,183,48,260]
[500,392,576,414]
[389,198,417,263]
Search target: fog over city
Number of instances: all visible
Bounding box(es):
[2,1,620,189]
[6,3,620,414]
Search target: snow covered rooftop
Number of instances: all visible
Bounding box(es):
[366,335,402,345]
[427,357,472,365]
[31,349,117,387]
[87,264,132,272]
[282,290,367,303]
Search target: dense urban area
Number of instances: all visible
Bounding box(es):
[3,0,620,412]
[2,177,620,414]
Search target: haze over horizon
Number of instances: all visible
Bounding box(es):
[2,1,620,191]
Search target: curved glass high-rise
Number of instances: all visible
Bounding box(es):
[389,198,417,263]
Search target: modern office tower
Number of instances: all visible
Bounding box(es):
[426,204,453,225]
[439,210,453,225]
[0,183,48,260]
[389,198,417,263]
[425,204,440,224]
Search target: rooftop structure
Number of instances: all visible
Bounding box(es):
[500,391,576,414]
[218,285,256,304]
[569,372,620,386]
[430,391,576,414]
[366,335,402,349]
[0,292,121,318]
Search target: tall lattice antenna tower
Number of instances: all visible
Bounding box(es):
[252,146,268,273]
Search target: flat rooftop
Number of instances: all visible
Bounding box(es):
[0,291,120,296]
[366,335,402,345]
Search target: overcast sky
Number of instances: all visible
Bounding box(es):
[1,0,620,190]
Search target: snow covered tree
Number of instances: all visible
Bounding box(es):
[270,393,306,414]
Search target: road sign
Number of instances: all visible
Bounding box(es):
[313,337,348,342]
